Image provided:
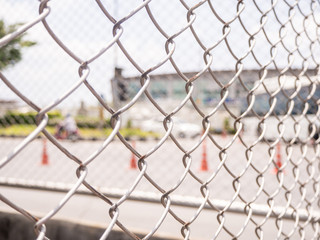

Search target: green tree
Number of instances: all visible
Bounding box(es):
[0,20,36,70]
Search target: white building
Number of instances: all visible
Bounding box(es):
[111,68,318,132]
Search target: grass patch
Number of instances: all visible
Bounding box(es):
[0,125,55,136]
[0,125,159,139]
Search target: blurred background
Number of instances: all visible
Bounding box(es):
[1,0,320,239]
[1,0,320,199]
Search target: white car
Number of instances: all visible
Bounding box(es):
[140,117,202,138]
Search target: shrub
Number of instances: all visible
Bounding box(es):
[75,116,111,129]
[0,110,63,127]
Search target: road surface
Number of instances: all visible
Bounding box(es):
[0,136,318,239]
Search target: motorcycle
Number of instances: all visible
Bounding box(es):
[54,123,80,141]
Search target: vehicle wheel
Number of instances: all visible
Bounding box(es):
[178,132,186,138]
[191,133,200,139]
[69,134,78,142]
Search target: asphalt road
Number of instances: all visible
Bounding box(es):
[0,136,317,203]
[0,136,319,239]
[0,186,288,240]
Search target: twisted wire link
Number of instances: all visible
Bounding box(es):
[239,0,299,238]
[258,1,301,238]
[274,2,316,238]
[284,2,320,238]
[230,2,281,238]
[205,1,266,238]
[0,0,320,239]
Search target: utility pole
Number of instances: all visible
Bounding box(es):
[111,67,127,109]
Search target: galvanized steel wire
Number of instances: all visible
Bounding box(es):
[1,0,320,239]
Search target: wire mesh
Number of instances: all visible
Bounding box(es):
[1,0,320,239]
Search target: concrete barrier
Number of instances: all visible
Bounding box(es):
[0,211,174,240]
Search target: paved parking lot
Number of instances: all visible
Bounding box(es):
[0,136,317,204]
[0,136,319,239]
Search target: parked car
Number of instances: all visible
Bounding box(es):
[140,117,202,138]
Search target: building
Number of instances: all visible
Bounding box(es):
[111,68,318,131]
[0,99,20,117]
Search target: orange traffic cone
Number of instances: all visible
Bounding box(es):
[200,138,208,171]
[273,142,282,173]
[41,138,49,166]
[130,140,137,169]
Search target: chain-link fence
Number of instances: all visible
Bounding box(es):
[1,0,320,239]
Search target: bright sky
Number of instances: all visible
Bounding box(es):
[0,0,319,109]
